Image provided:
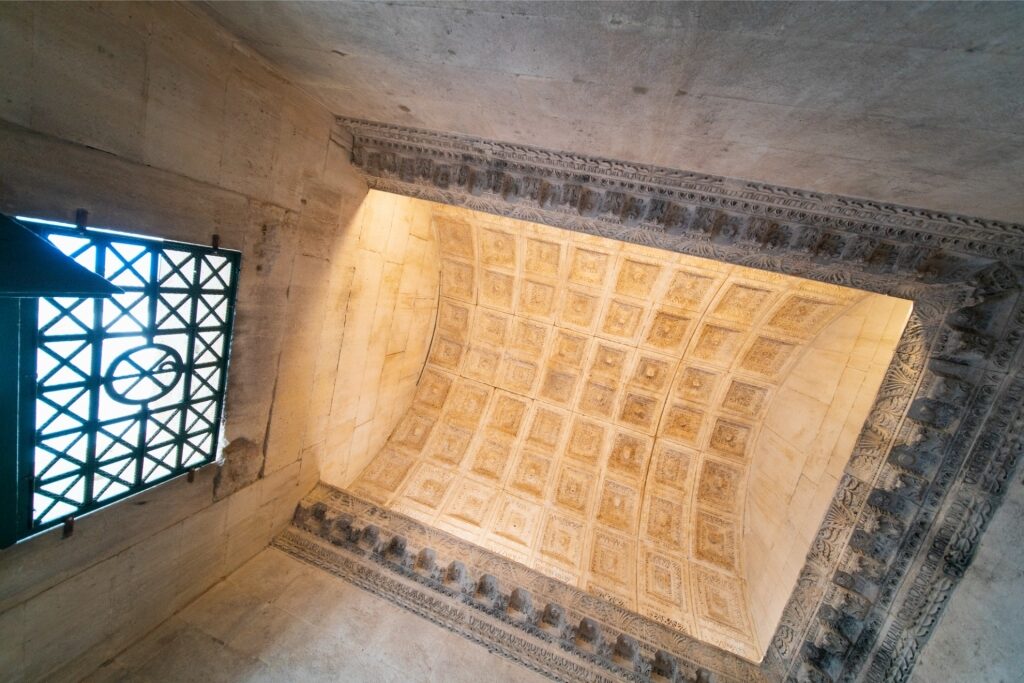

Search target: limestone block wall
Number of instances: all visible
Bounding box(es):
[0,3,381,680]
[205,2,1024,224]
[305,190,441,488]
[82,548,552,682]
[744,295,912,651]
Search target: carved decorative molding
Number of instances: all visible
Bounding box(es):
[280,488,741,682]
[330,117,1024,682]
[339,118,1024,274]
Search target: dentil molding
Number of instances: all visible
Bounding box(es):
[318,117,1024,682]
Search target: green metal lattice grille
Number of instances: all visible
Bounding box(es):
[20,219,239,534]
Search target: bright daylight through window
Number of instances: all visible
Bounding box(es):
[15,217,239,537]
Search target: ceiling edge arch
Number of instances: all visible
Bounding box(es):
[741,294,912,651]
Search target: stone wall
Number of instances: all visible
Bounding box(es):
[83,547,549,682]
[745,295,912,651]
[306,190,440,489]
[911,477,1024,682]
[0,3,386,680]
[204,1,1024,223]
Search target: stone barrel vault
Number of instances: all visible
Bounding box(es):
[349,202,910,660]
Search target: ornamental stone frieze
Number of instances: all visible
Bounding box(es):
[300,117,1024,682]
[338,118,1024,286]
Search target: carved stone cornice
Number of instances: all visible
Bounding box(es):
[330,117,1024,682]
[339,118,1024,270]
[280,487,755,683]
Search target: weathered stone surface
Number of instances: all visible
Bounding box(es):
[205,1,1024,223]
[911,478,1024,682]
[214,438,264,501]
[84,548,551,683]
[0,3,369,680]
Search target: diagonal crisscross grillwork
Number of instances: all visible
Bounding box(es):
[19,220,239,533]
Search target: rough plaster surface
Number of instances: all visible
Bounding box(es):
[81,547,548,683]
[203,1,1024,223]
[349,203,910,659]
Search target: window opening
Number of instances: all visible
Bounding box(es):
[13,217,240,538]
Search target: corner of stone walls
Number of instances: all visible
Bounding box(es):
[0,2,375,679]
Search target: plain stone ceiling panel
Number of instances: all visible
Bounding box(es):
[202,1,1024,223]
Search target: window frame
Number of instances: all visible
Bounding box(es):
[1,218,241,547]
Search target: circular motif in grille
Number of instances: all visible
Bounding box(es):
[104,344,184,404]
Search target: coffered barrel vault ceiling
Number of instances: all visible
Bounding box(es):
[297,122,1024,681]
[201,1,1024,223]
[349,202,911,660]
[186,1,1024,677]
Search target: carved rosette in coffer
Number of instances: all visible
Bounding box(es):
[334,118,1024,683]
